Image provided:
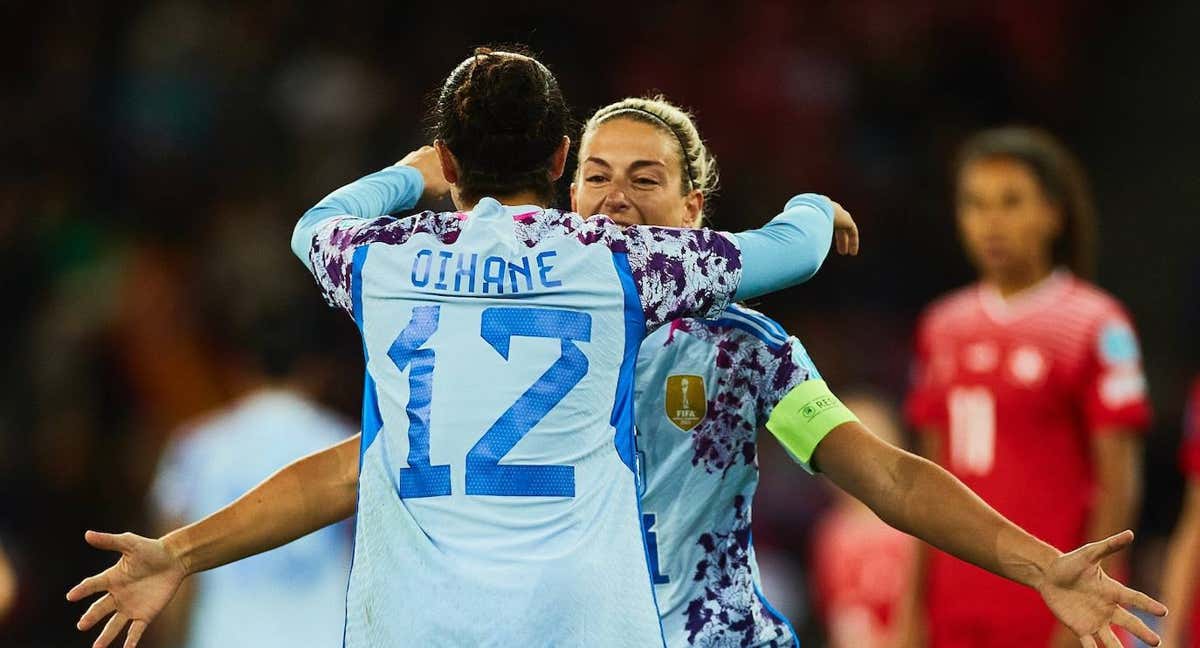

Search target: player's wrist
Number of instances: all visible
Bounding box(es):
[1001,528,1061,590]
[160,529,197,576]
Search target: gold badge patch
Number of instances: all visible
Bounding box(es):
[665,374,707,431]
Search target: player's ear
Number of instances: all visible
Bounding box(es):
[435,140,460,185]
[681,189,703,228]
[548,136,571,182]
[569,180,579,213]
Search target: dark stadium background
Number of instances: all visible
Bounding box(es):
[2,1,1198,645]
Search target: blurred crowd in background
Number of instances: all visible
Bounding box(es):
[1,1,1198,646]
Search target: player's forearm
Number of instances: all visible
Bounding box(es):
[731,193,834,301]
[291,165,426,265]
[882,450,1060,588]
[1162,483,1200,638]
[164,435,359,575]
[820,424,1060,589]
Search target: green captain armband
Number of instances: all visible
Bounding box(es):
[764,379,858,472]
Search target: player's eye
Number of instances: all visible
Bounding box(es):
[585,175,609,184]
[633,177,661,187]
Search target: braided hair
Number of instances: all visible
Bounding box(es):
[432,47,571,205]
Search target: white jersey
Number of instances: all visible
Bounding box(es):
[151,389,354,648]
[300,197,744,646]
[635,306,820,647]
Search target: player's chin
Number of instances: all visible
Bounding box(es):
[970,248,1013,275]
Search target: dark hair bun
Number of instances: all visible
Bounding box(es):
[432,48,571,205]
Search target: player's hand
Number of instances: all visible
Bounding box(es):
[1036,530,1167,647]
[829,200,859,256]
[397,145,452,202]
[66,531,189,648]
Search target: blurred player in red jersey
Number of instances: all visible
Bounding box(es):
[897,127,1151,648]
[1162,377,1200,648]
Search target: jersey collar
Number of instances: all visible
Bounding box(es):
[977,269,1072,324]
[470,197,544,221]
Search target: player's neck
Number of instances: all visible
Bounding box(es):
[985,264,1055,300]
[456,190,551,212]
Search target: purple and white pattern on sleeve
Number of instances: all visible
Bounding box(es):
[665,317,813,475]
[305,211,465,315]
[573,217,744,330]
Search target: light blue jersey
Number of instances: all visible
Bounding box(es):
[293,165,833,646]
[151,389,354,648]
[635,307,822,647]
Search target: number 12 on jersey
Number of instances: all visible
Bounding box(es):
[387,305,591,499]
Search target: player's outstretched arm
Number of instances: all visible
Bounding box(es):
[66,434,361,648]
[809,422,1168,648]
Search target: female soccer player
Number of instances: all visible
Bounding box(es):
[572,100,1164,648]
[1162,376,1200,647]
[66,48,845,648]
[900,127,1153,648]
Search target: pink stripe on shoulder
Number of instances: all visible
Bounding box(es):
[512,210,541,223]
[666,319,685,344]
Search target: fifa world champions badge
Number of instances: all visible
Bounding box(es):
[665,374,706,431]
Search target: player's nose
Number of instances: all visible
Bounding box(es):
[602,190,631,213]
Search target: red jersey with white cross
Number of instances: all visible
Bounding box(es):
[905,271,1150,642]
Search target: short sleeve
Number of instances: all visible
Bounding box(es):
[903,314,948,432]
[755,337,835,473]
[755,337,822,424]
[1081,310,1151,434]
[300,211,465,317]
[303,216,392,316]
[1181,378,1200,477]
[619,225,744,330]
[292,165,428,316]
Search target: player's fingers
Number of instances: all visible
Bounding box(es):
[78,594,116,631]
[93,612,128,648]
[123,620,147,648]
[1113,607,1161,646]
[835,230,848,255]
[849,225,860,255]
[1115,583,1168,617]
[85,531,132,553]
[1079,634,1098,648]
[1096,627,1122,648]
[67,572,110,602]
[1082,530,1134,563]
